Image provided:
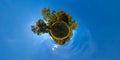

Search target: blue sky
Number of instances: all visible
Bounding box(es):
[0,0,120,60]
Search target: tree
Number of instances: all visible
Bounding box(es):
[31,8,78,45]
[31,19,48,35]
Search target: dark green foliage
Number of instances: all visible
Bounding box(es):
[51,22,69,38]
[31,19,48,35]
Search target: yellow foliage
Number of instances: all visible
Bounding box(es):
[71,21,78,30]
[56,11,69,23]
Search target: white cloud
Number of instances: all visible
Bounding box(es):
[52,44,60,51]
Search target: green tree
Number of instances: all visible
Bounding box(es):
[31,19,48,35]
[42,8,57,26]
